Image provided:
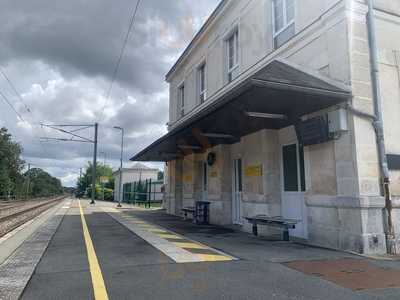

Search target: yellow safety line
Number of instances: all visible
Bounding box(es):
[173,242,208,250]
[198,254,233,262]
[79,200,109,300]
[156,233,182,239]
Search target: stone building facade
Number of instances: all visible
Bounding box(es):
[131,0,400,254]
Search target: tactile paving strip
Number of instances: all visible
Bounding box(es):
[103,207,237,264]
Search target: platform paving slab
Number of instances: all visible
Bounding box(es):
[20,205,93,300]
[13,201,400,300]
[114,207,400,300]
[0,199,70,300]
[0,199,71,265]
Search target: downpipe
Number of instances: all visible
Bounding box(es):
[367,0,396,254]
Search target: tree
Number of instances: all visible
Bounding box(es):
[157,171,164,181]
[0,127,25,198]
[76,162,114,199]
[25,168,64,197]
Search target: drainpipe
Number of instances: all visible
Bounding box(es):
[366,0,396,254]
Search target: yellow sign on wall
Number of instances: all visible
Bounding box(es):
[183,175,193,183]
[100,176,109,183]
[245,165,263,177]
[210,171,218,178]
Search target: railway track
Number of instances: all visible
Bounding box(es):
[0,198,52,210]
[0,199,26,209]
[0,197,66,238]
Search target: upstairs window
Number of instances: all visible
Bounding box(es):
[226,29,239,83]
[178,84,185,118]
[273,0,295,49]
[198,63,206,103]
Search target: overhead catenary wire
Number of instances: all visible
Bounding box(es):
[0,66,31,114]
[0,89,26,122]
[98,0,142,121]
[0,66,53,156]
[0,70,64,174]
[0,55,97,187]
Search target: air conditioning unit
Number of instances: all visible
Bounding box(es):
[295,116,330,146]
[328,108,348,134]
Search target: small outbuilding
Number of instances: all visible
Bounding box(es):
[113,163,159,202]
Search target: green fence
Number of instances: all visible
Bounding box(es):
[123,179,164,208]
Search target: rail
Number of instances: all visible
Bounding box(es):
[0,196,67,237]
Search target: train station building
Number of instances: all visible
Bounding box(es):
[130,0,400,255]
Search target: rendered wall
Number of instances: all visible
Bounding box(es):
[163,0,400,254]
[167,0,345,126]
[374,1,400,249]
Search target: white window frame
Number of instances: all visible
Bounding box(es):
[226,28,239,83]
[197,62,207,104]
[272,0,295,38]
[178,83,185,118]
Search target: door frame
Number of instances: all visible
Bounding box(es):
[280,142,308,239]
[232,158,243,225]
[202,161,208,201]
[280,142,304,195]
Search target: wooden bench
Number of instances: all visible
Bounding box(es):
[181,207,196,221]
[245,215,298,241]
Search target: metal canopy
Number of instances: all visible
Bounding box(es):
[130,59,351,162]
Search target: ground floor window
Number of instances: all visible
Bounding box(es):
[282,144,305,192]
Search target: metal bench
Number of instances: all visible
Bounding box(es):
[245,215,298,241]
[181,201,210,225]
[181,207,196,221]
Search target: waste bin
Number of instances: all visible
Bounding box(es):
[195,201,210,225]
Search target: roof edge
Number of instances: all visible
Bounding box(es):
[112,167,160,175]
[165,0,228,81]
[274,58,352,93]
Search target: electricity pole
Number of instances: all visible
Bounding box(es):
[25,163,31,200]
[40,123,98,205]
[113,126,124,208]
[78,167,82,199]
[91,123,98,204]
[100,151,107,165]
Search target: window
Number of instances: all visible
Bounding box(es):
[198,63,206,103]
[282,144,305,192]
[226,29,239,83]
[273,0,295,49]
[203,162,207,191]
[178,84,185,118]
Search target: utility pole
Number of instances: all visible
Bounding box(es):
[113,126,124,208]
[25,163,31,200]
[102,181,105,201]
[39,123,98,205]
[78,167,82,199]
[367,0,394,254]
[91,123,98,205]
[100,151,107,165]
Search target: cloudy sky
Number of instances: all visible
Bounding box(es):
[0,0,220,186]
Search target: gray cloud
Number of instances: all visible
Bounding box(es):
[0,0,220,186]
[0,0,218,94]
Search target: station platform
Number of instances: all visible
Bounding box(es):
[1,198,400,300]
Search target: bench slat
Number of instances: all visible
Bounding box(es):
[181,207,195,212]
[245,215,299,241]
[245,215,298,226]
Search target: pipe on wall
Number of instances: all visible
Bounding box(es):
[366,0,396,254]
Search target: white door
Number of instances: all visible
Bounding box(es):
[232,158,243,224]
[281,144,308,239]
[202,162,208,202]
